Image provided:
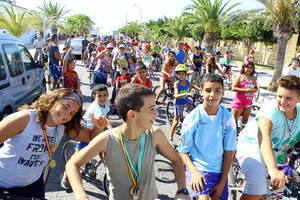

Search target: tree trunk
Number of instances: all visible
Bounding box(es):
[268,38,288,92]
[203,32,216,55]
[244,40,253,55]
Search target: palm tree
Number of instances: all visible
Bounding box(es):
[164,16,189,41]
[118,21,142,39]
[185,0,240,54]
[256,0,299,91]
[27,10,47,35]
[62,14,94,36]
[39,1,69,35]
[0,6,28,37]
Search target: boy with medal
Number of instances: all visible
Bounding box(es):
[66,84,190,200]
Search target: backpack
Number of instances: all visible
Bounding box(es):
[93,69,108,84]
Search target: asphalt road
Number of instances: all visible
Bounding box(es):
[45,61,276,200]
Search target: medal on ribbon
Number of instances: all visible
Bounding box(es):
[118,127,146,200]
[42,127,59,168]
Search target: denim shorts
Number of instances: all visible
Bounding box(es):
[186,170,228,200]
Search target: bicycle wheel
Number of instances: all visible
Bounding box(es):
[153,158,175,184]
[62,140,78,163]
[43,165,51,185]
[153,86,167,103]
[166,101,174,125]
[103,172,109,196]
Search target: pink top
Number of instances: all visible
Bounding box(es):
[233,77,256,105]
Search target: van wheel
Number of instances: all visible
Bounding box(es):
[1,107,12,120]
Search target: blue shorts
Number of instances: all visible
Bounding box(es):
[49,64,61,79]
[186,170,228,200]
[75,141,89,149]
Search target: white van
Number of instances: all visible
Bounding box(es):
[0,34,46,120]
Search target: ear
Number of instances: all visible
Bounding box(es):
[127,110,136,119]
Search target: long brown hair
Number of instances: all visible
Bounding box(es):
[207,56,218,73]
[240,62,255,76]
[20,88,82,135]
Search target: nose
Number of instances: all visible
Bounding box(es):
[280,97,287,105]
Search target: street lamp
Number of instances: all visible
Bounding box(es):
[133,3,142,23]
[42,0,46,42]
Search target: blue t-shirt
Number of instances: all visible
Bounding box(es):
[238,103,300,154]
[82,101,110,128]
[175,80,190,105]
[48,43,60,66]
[176,50,185,64]
[177,105,237,173]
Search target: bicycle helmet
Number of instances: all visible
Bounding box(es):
[175,64,189,72]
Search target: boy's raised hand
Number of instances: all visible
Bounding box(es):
[91,113,108,130]
[191,171,207,192]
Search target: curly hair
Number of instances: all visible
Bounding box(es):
[19,88,83,136]
[278,75,300,95]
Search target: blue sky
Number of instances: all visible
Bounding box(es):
[16,0,265,34]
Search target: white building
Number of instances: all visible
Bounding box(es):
[0,0,50,45]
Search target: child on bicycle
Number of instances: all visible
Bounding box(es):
[231,62,257,130]
[236,75,300,200]
[131,62,152,89]
[66,84,191,200]
[169,64,201,145]
[220,49,234,81]
[0,88,108,199]
[62,48,82,95]
[155,51,179,104]
[177,73,237,200]
[110,67,131,106]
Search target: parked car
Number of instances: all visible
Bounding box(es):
[70,38,85,56]
[0,34,46,120]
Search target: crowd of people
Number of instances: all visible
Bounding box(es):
[0,34,299,200]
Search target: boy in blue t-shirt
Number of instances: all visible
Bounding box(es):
[169,64,201,145]
[177,73,237,200]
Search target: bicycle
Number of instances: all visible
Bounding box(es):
[166,92,203,135]
[62,139,109,196]
[153,78,175,105]
[229,142,300,200]
[253,72,262,102]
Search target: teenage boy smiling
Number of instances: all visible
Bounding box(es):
[66,84,190,200]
